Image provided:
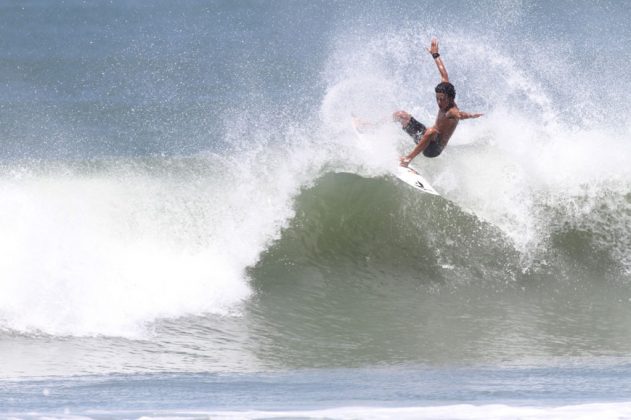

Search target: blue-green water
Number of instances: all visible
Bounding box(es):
[2,1,631,418]
[4,363,631,418]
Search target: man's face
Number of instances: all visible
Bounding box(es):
[435,92,451,111]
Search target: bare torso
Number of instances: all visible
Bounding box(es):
[433,104,460,146]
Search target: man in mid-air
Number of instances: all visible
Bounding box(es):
[395,38,483,167]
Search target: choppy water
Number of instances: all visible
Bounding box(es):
[2,1,631,418]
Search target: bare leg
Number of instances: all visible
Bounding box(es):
[393,110,412,128]
[354,112,410,133]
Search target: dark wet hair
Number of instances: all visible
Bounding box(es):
[435,82,456,99]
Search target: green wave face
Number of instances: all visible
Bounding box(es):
[247,172,631,368]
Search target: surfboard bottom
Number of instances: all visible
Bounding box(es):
[393,165,440,195]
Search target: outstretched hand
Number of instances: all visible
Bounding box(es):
[426,37,439,56]
[399,156,412,167]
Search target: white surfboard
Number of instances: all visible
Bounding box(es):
[351,117,440,196]
[394,164,440,195]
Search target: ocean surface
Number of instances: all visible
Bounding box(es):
[2,1,631,418]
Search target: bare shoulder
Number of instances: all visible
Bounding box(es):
[446,106,460,119]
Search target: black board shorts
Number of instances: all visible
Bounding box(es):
[402,116,444,158]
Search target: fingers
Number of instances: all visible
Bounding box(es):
[428,37,439,54]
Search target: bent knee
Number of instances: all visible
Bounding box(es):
[393,110,411,126]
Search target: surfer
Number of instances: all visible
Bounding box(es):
[396,38,483,167]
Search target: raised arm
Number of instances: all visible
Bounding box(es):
[427,38,449,83]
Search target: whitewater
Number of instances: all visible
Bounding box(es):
[2,1,631,418]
